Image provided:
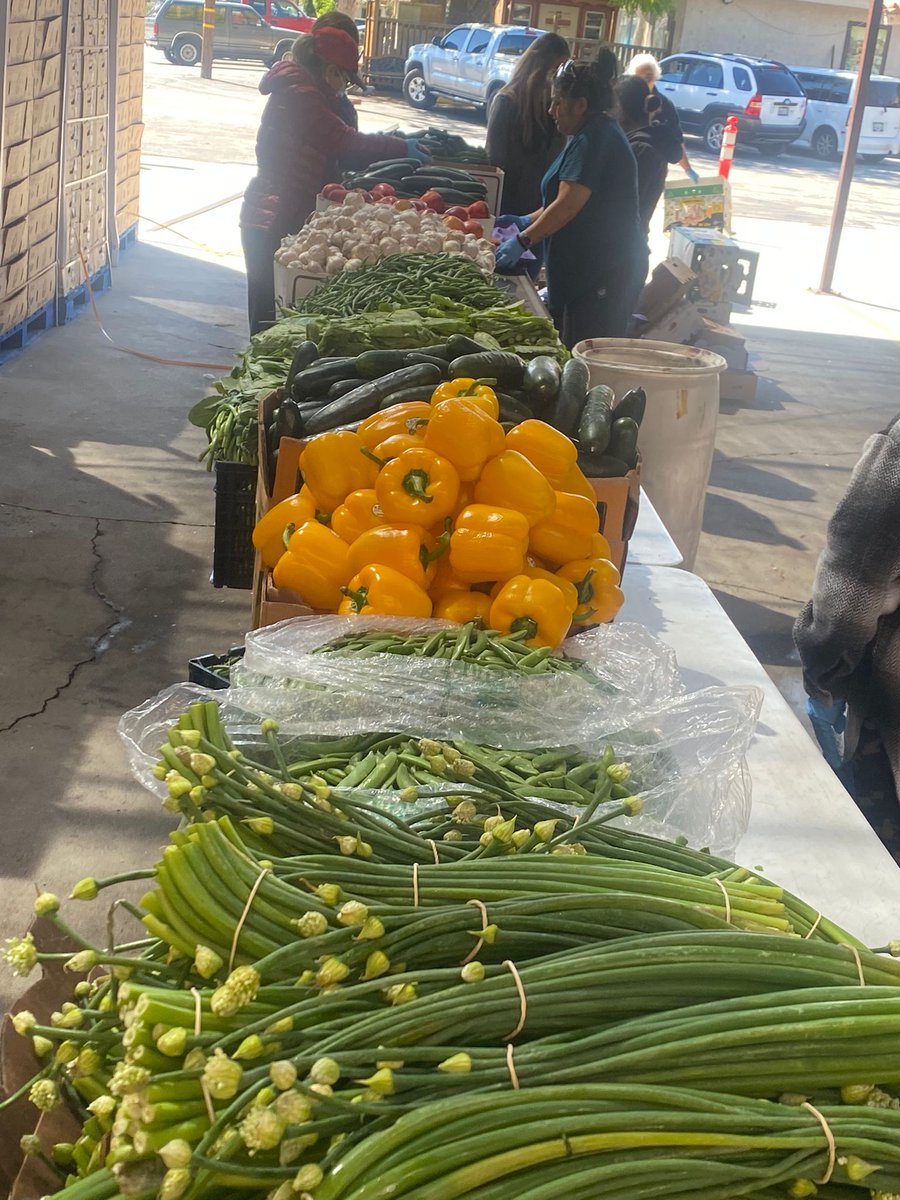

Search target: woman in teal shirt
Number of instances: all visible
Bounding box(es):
[495,51,647,348]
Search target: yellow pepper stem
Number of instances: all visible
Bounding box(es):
[340,585,369,614]
[463,378,497,394]
[361,447,389,469]
[420,520,452,568]
[571,568,596,607]
[403,469,434,504]
[510,615,539,642]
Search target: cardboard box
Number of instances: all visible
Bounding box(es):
[8,0,36,19]
[5,62,35,105]
[640,298,704,346]
[28,266,57,312]
[0,288,29,333]
[635,257,696,325]
[2,219,29,265]
[1,253,30,297]
[7,21,36,64]
[131,15,145,43]
[3,140,31,185]
[33,91,60,135]
[30,164,59,206]
[663,175,731,233]
[39,15,63,56]
[30,199,57,242]
[35,0,63,16]
[586,457,641,574]
[31,129,59,173]
[720,368,758,404]
[4,101,32,145]
[696,317,748,372]
[3,179,30,225]
[34,53,61,98]
[431,159,504,215]
[29,233,56,277]
[693,299,732,326]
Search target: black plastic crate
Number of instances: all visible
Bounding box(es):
[212,460,256,589]
[188,646,246,689]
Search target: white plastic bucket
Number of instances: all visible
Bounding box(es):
[573,339,726,570]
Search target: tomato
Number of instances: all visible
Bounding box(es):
[442,215,465,232]
[412,200,428,212]
[467,200,490,219]
[462,220,484,238]
[394,198,413,211]
[322,184,347,202]
[420,190,445,213]
[371,182,396,198]
[444,205,469,220]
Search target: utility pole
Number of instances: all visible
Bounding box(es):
[201,0,216,79]
[818,0,883,292]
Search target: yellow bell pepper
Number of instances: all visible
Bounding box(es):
[434,590,493,624]
[358,403,431,451]
[272,521,351,610]
[452,481,476,519]
[252,490,317,570]
[589,531,614,560]
[372,433,423,461]
[299,431,376,513]
[375,447,460,526]
[429,556,470,601]
[505,420,578,487]
[331,489,382,545]
[529,491,600,567]
[474,450,556,527]
[560,463,596,502]
[346,524,446,589]
[450,505,530,584]
[339,564,433,618]
[557,557,624,625]
[424,398,505,482]
[430,379,500,419]
[489,575,573,648]
[490,565,578,614]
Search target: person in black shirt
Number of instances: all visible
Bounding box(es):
[614,74,668,236]
[626,52,699,181]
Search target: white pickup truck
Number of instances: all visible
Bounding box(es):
[403,24,542,115]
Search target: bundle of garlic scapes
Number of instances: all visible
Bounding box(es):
[275,190,496,278]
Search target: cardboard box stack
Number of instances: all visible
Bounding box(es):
[635,229,759,404]
[60,0,112,296]
[1,0,64,337]
[114,0,144,241]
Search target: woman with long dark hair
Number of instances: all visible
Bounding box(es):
[614,74,668,236]
[485,32,569,218]
[495,49,646,348]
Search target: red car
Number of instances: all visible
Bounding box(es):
[242,0,314,33]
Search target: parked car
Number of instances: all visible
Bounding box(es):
[145,0,298,66]
[242,0,314,33]
[403,24,542,114]
[790,67,900,161]
[657,51,807,155]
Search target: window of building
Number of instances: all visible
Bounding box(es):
[583,10,607,40]
[508,3,532,26]
[841,21,891,74]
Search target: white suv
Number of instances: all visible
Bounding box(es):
[657,52,807,156]
[791,67,900,161]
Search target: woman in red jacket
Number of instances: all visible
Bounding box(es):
[240,27,424,334]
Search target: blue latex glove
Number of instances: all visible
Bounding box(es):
[497,214,531,231]
[494,235,526,272]
[686,167,700,184]
[806,696,846,773]
[405,139,431,164]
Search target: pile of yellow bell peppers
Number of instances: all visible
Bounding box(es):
[252,381,624,648]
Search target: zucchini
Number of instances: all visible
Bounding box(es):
[577,385,615,454]
[416,344,452,359]
[449,352,526,388]
[285,340,318,392]
[608,416,640,469]
[327,378,365,401]
[578,452,630,478]
[613,386,647,428]
[412,164,480,181]
[497,393,534,423]
[377,386,438,409]
[291,358,360,400]
[403,352,448,374]
[446,333,489,359]
[356,350,411,379]
[304,364,442,434]
[553,358,590,437]
[523,355,561,408]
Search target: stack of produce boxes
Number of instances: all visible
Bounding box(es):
[60,0,110,298]
[113,0,144,244]
[1,0,63,344]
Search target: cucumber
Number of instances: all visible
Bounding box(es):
[304,364,442,434]
[497,393,534,423]
[608,416,640,469]
[523,355,561,408]
[279,398,305,440]
[577,385,615,454]
[284,340,318,392]
[449,352,526,388]
[327,378,365,401]
[291,358,360,401]
[446,334,489,359]
[433,188,488,205]
[403,352,449,374]
[356,350,411,379]
[553,358,590,437]
[613,386,647,428]
[578,452,630,478]
[412,164,481,181]
[416,344,452,359]
[377,386,438,409]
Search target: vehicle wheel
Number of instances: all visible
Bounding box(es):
[811,126,839,160]
[484,84,503,121]
[164,48,177,62]
[270,40,293,65]
[403,68,437,110]
[861,153,886,162]
[172,34,201,66]
[702,117,726,154]
[757,142,790,157]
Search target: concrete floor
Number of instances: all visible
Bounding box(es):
[1,66,899,1008]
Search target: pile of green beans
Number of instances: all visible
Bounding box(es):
[313,624,588,675]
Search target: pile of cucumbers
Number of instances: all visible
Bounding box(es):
[397,125,489,163]
[267,339,646,486]
[341,158,489,207]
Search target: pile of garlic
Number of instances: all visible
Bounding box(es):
[274,192,495,278]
